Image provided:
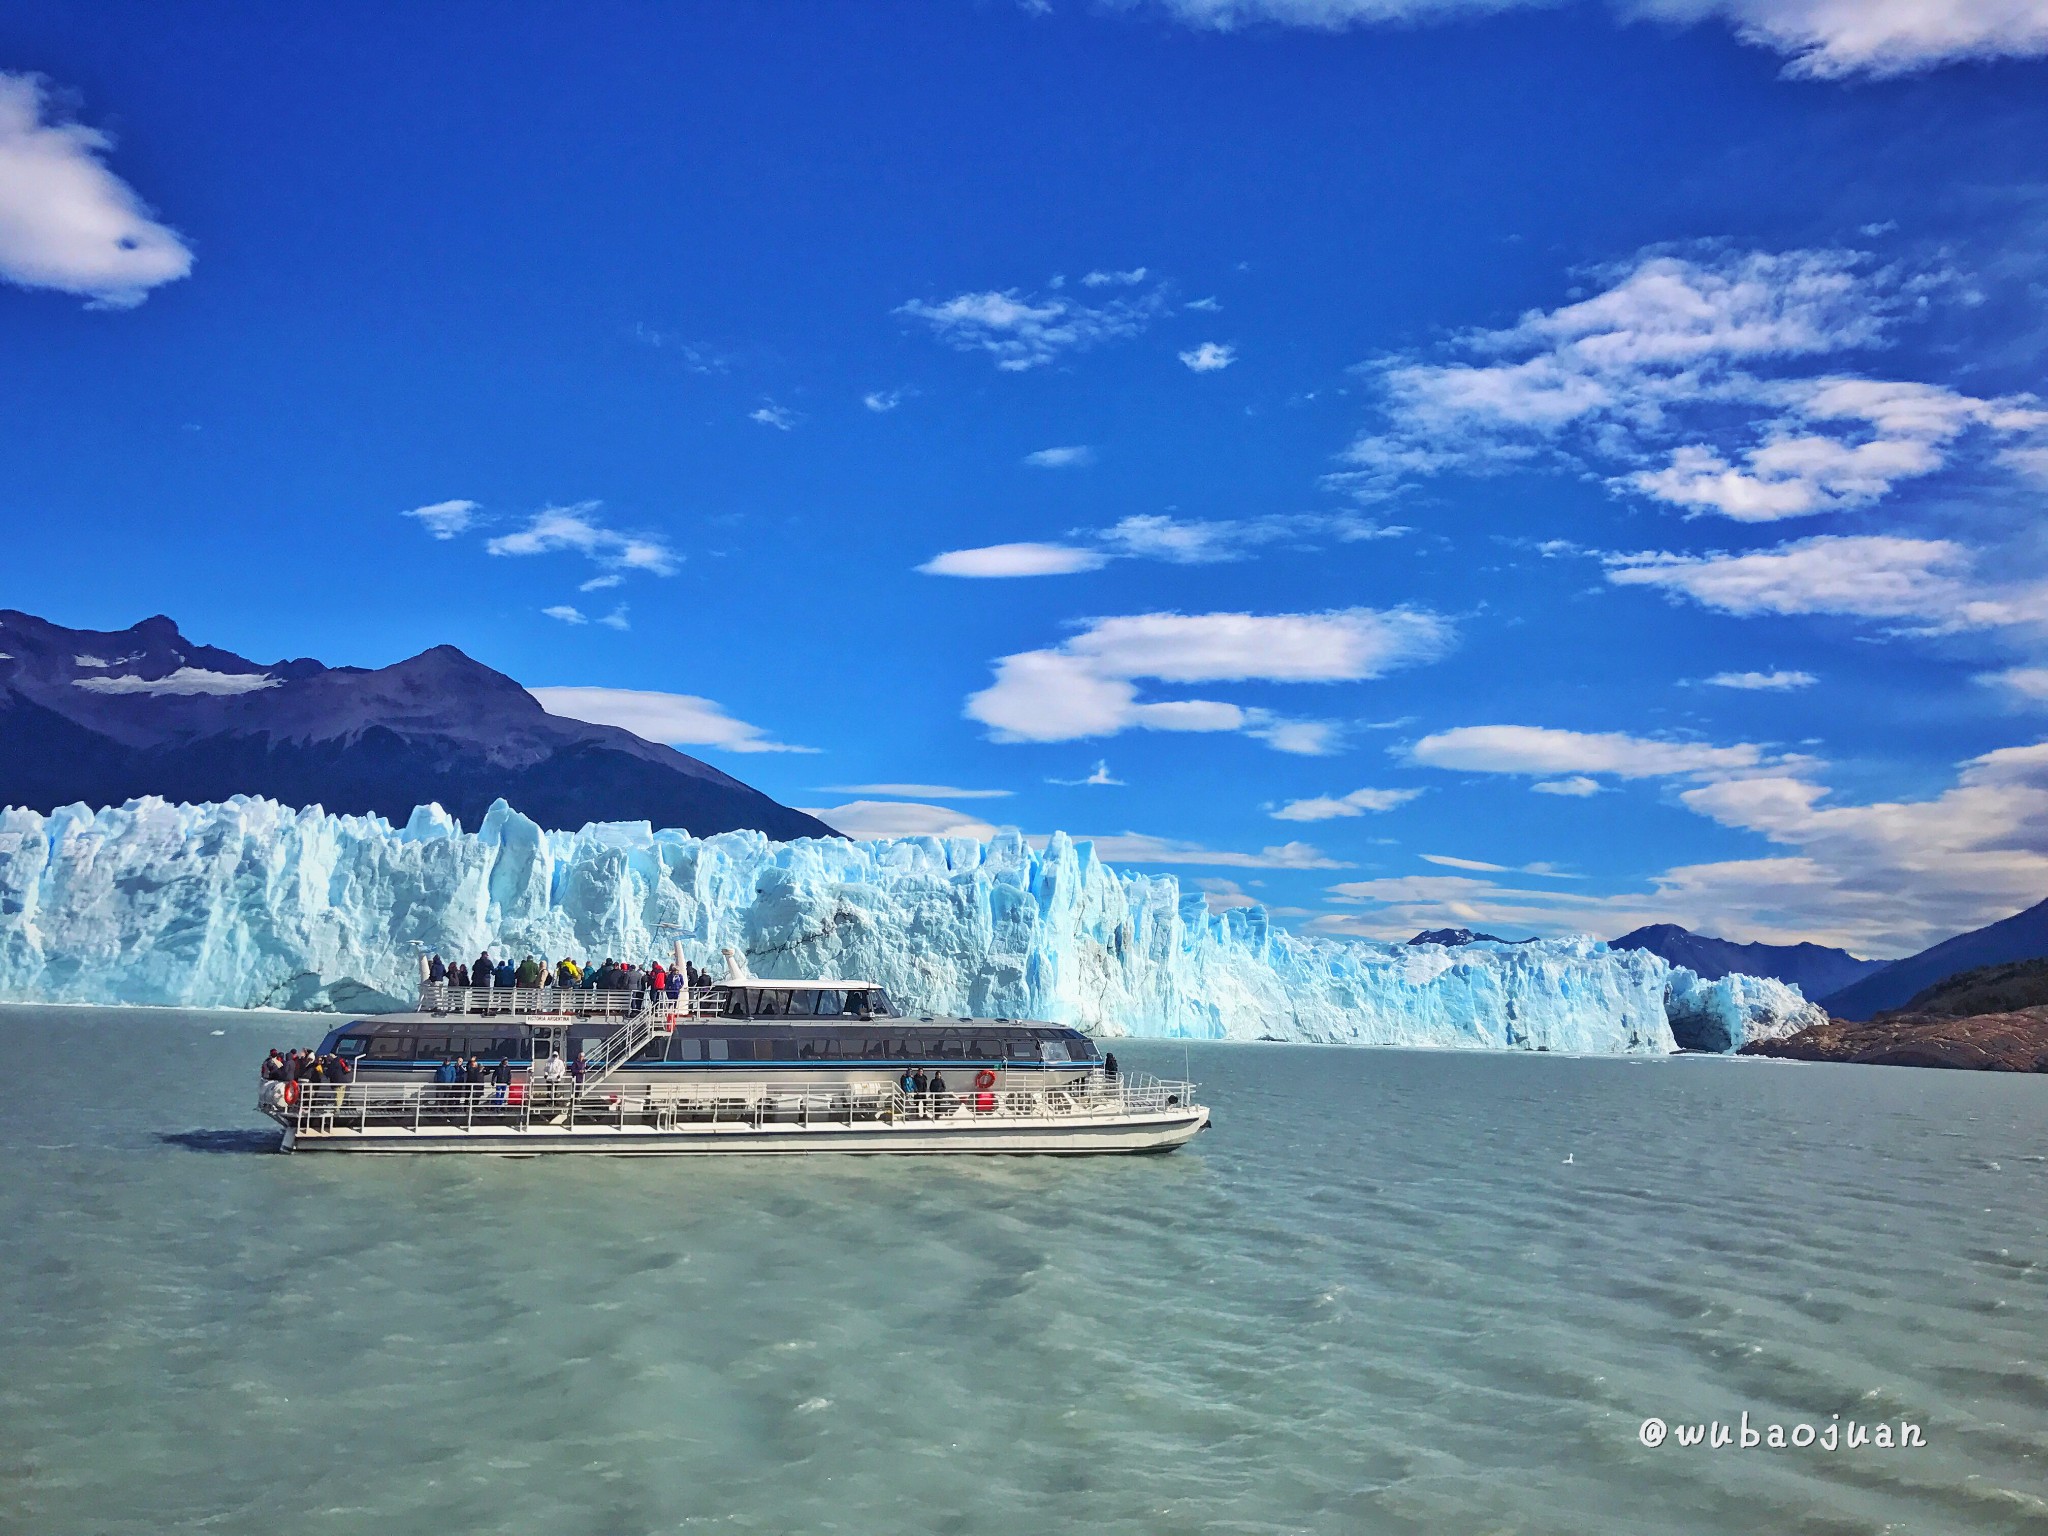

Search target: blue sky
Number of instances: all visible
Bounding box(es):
[6,0,2048,957]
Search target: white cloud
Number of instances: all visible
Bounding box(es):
[73,667,280,696]
[804,800,999,840]
[1049,759,1127,786]
[530,686,815,754]
[1024,445,1096,468]
[598,606,630,631]
[1602,534,2023,626]
[820,783,1014,799]
[1421,853,1578,875]
[579,574,624,592]
[896,284,1168,370]
[1409,724,1770,780]
[1703,668,1817,690]
[920,511,1404,581]
[1271,786,1422,821]
[542,605,587,625]
[1179,341,1237,372]
[1080,832,1353,869]
[402,499,479,540]
[1146,0,2048,78]
[1981,667,2048,702]
[863,389,904,412]
[1082,266,1149,286]
[1636,0,2048,79]
[1532,776,1604,796]
[1193,877,1260,913]
[749,403,799,430]
[0,73,192,307]
[1185,296,1223,312]
[1339,246,2045,519]
[485,503,679,577]
[968,606,1452,747]
[919,542,1109,578]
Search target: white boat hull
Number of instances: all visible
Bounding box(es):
[278,1104,1209,1156]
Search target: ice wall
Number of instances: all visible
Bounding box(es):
[0,796,1825,1053]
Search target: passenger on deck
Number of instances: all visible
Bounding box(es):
[515,955,542,988]
[329,1051,352,1104]
[899,1067,917,1098]
[557,957,581,987]
[491,1057,513,1103]
[927,1069,949,1115]
[1103,1052,1119,1080]
[647,962,668,999]
[665,967,685,1001]
[474,951,495,988]
[464,1055,486,1101]
[435,1056,460,1085]
[261,1049,286,1082]
[428,954,447,984]
[570,1051,587,1086]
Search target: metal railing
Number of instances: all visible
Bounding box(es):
[416,983,723,1018]
[264,1070,1198,1137]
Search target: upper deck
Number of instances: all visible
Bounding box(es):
[414,979,908,1023]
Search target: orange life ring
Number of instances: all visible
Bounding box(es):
[282,1079,300,1106]
[973,1068,996,1091]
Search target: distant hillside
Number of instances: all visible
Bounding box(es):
[1407,928,1506,946]
[0,611,835,842]
[1611,923,1886,997]
[1895,957,2048,1018]
[1822,897,2048,1020]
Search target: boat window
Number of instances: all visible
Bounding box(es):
[848,989,897,1018]
[785,990,819,1018]
[863,1034,895,1060]
[810,989,846,1017]
[670,1037,702,1061]
[336,1035,371,1058]
[1004,1035,1035,1060]
[755,990,792,1018]
[704,1039,728,1061]
[719,989,750,1019]
[367,1035,414,1059]
[972,1037,1003,1060]
[1040,1039,1070,1064]
[1068,1036,1098,1061]
[632,1035,669,1063]
[416,1034,452,1058]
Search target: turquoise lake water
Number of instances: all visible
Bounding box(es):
[2,1005,2044,1535]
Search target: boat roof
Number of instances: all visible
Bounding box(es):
[720,979,881,990]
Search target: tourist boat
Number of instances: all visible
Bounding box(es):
[257,954,1209,1156]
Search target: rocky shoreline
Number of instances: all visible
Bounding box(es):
[1740,1006,2048,1072]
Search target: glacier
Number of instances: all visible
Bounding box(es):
[0,795,1824,1053]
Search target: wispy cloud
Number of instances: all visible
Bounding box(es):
[0,73,192,307]
[401,499,479,540]
[1336,246,2046,520]
[802,800,998,840]
[968,607,1452,751]
[1024,445,1097,468]
[863,389,906,413]
[597,606,630,631]
[1604,534,2048,630]
[531,686,814,754]
[1082,266,1149,287]
[749,402,799,430]
[1409,723,1783,784]
[542,605,587,625]
[918,543,1110,578]
[896,283,1169,370]
[1080,832,1353,869]
[485,502,679,577]
[1271,786,1421,821]
[1143,0,2048,80]
[1049,759,1126,786]
[1703,668,1817,690]
[921,511,1404,581]
[1179,341,1237,372]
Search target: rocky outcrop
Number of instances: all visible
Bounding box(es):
[1740,1007,2048,1072]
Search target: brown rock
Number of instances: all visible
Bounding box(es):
[1740,1005,2048,1072]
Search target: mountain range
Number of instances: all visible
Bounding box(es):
[1610,924,1888,1000]
[1818,897,2048,1020]
[0,611,835,842]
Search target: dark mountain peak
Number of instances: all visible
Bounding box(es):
[1823,896,2048,1019]
[0,607,837,843]
[1408,927,1506,947]
[1612,923,1887,998]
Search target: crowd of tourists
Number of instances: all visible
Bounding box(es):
[257,1046,353,1110]
[426,952,707,999]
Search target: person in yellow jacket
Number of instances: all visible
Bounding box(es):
[557,956,582,987]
